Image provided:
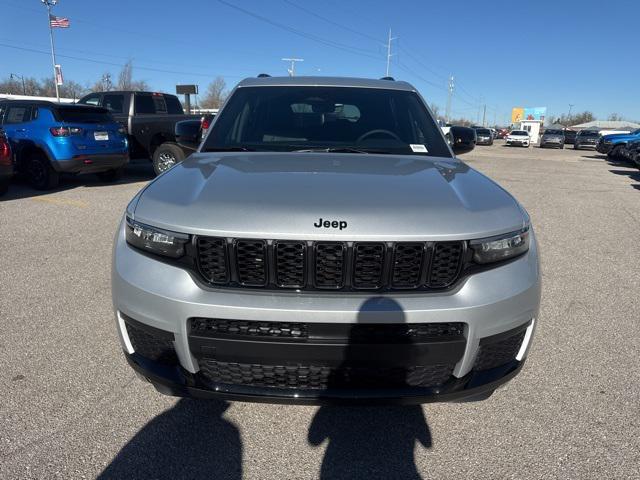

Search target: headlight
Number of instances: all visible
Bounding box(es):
[470,227,530,264]
[125,216,189,258]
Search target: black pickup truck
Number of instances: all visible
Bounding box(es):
[78,91,200,175]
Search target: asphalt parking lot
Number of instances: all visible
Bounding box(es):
[1,143,639,479]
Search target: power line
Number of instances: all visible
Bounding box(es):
[0,42,247,79]
[282,0,383,44]
[215,0,384,61]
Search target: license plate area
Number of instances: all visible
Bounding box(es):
[94,131,109,141]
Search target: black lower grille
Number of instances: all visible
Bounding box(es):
[198,360,454,390]
[125,318,177,365]
[473,330,526,371]
[191,318,308,339]
[195,237,466,292]
[190,318,464,343]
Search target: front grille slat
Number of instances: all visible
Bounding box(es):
[235,240,267,286]
[353,243,385,289]
[195,237,465,292]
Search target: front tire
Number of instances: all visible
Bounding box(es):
[152,143,185,176]
[608,145,624,160]
[26,152,59,190]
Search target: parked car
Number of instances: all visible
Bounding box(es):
[0,100,128,189]
[627,138,640,168]
[539,129,565,149]
[474,127,494,145]
[596,128,640,160]
[563,129,577,145]
[78,91,200,175]
[496,128,509,139]
[113,76,540,405]
[573,130,600,150]
[0,129,12,195]
[505,130,531,147]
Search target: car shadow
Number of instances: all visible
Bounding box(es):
[609,169,640,190]
[1,161,155,202]
[98,398,242,480]
[308,297,432,480]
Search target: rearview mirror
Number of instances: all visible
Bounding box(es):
[175,120,201,151]
[449,126,476,155]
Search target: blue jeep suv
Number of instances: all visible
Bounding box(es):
[0,100,128,189]
[596,128,640,160]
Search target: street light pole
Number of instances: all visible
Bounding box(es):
[10,73,25,95]
[41,0,60,102]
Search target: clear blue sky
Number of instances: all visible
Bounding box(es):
[0,0,637,125]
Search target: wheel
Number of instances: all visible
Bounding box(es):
[152,143,185,176]
[26,152,59,190]
[96,168,124,182]
[608,145,624,159]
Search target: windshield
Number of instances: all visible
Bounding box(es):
[202,86,451,157]
[511,131,528,136]
[53,106,114,124]
[579,130,599,136]
[544,130,563,135]
[476,128,491,135]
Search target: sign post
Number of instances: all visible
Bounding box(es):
[176,85,198,114]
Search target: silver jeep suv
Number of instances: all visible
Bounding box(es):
[113,76,540,404]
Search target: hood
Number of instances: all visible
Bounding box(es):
[132,152,527,241]
[601,132,638,142]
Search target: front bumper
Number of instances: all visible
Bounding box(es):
[54,153,129,174]
[112,220,541,404]
[540,140,563,148]
[506,140,530,147]
[596,142,613,154]
[574,142,597,150]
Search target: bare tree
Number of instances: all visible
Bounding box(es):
[607,113,623,122]
[92,72,113,92]
[118,60,133,90]
[201,77,228,109]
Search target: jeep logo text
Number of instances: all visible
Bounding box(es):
[314,218,347,230]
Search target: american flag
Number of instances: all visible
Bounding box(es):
[49,14,70,28]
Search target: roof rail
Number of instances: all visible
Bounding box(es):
[380,76,395,81]
[257,73,271,78]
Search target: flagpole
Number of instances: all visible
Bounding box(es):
[43,0,60,102]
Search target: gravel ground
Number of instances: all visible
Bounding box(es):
[1,145,639,479]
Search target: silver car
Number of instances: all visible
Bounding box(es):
[539,129,565,149]
[112,76,541,405]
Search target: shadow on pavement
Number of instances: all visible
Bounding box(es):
[98,399,242,480]
[609,168,640,190]
[308,297,432,480]
[1,161,155,202]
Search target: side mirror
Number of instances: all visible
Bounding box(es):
[175,119,201,151]
[449,126,476,155]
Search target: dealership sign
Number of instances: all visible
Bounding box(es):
[512,106,547,123]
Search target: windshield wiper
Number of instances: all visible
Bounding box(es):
[293,147,371,154]
[202,146,255,152]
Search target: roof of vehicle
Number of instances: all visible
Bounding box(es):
[0,99,106,110]
[237,76,416,91]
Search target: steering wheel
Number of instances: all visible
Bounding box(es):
[356,129,402,143]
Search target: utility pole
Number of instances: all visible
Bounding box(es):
[568,103,574,121]
[482,104,487,127]
[41,0,60,102]
[385,29,396,77]
[282,58,304,77]
[10,73,26,95]
[445,75,454,123]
